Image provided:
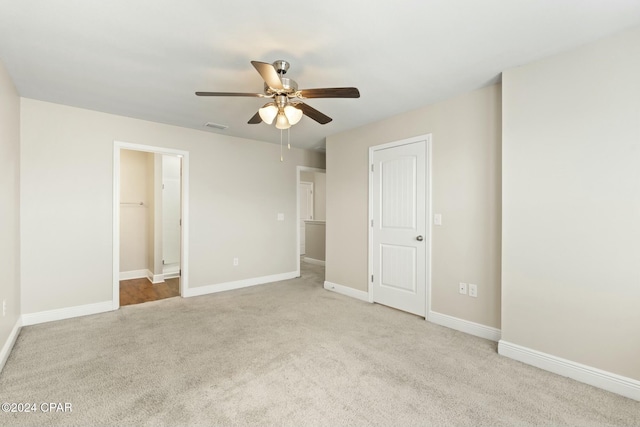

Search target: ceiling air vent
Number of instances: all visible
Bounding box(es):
[204,122,228,130]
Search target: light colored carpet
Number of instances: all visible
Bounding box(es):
[1,262,638,426]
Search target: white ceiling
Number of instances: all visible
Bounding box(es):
[1,1,639,150]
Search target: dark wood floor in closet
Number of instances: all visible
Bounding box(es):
[119,278,180,306]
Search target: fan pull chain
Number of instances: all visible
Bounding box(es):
[280,129,283,162]
[287,128,291,150]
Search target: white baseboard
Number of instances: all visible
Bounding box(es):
[184,271,298,298]
[21,301,114,326]
[119,269,148,280]
[324,281,369,302]
[0,318,22,373]
[499,340,640,401]
[428,310,501,342]
[163,264,180,279]
[148,271,165,284]
[303,257,325,266]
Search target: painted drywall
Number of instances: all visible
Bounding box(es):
[502,26,640,380]
[0,60,21,354]
[20,99,325,314]
[304,222,326,261]
[119,149,152,273]
[326,84,502,328]
[300,171,326,221]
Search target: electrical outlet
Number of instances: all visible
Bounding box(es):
[459,283,467,295]
[233,257,239,266]
[469,284,478,298]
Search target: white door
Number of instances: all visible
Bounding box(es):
[371,138,427,316]
[299,181,314,255]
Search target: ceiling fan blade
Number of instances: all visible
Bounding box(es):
[248,111,262,124]
[298,87,360,99]
[196,92,265,97]
[251,61,284,90]
[297,103,332,124]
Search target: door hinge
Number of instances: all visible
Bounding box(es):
[179,218,182,226]
[371,164,374,172]
[162,183,165,189]
[162,260,165,265]
[371,274,374,282]
[370,219,373,227]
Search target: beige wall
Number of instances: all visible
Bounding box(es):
[0,61,21,354]
[304,222,326,261]
[119,149,152,273]
[326,84,502,328]
[20,99,325,314]
[502,27,640,380]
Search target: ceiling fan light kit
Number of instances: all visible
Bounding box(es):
[196,59,360,159]
[284,105,303,125]
[258,103,278,124]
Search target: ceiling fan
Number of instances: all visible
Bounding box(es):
[196,60,360,129]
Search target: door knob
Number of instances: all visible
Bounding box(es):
[416,235,424,241]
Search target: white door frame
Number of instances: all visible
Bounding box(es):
[113,141,190,310]
[368,134,432,319]
[296,166,325,277]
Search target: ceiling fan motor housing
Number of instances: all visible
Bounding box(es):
[272,60,290,75]
[264,77,297,95]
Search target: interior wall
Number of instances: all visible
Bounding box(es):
[119,149,152,274]
[0,60,21,352]
[326,84,501,328]
[501,26,640,380]
[20,99,325,314]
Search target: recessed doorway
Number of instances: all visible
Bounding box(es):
[296,166,326,277]
[113,141,190,309]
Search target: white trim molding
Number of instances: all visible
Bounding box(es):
[302,257,325,266]
[147,270,165,284]
[0,318,22,373]
[163,263,180,280]
[324,281,369,302]
[428,310,501,342]
[119,269,148,280]
[184,271,297,298]
[499,340,640,401]
[21,301,114,326]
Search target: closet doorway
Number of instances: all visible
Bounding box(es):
[113,141,189,309]
[296,166,326,277]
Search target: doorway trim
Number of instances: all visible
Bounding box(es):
[367,134,432,319]
[296,166,326,277]
[112,141,190,310]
